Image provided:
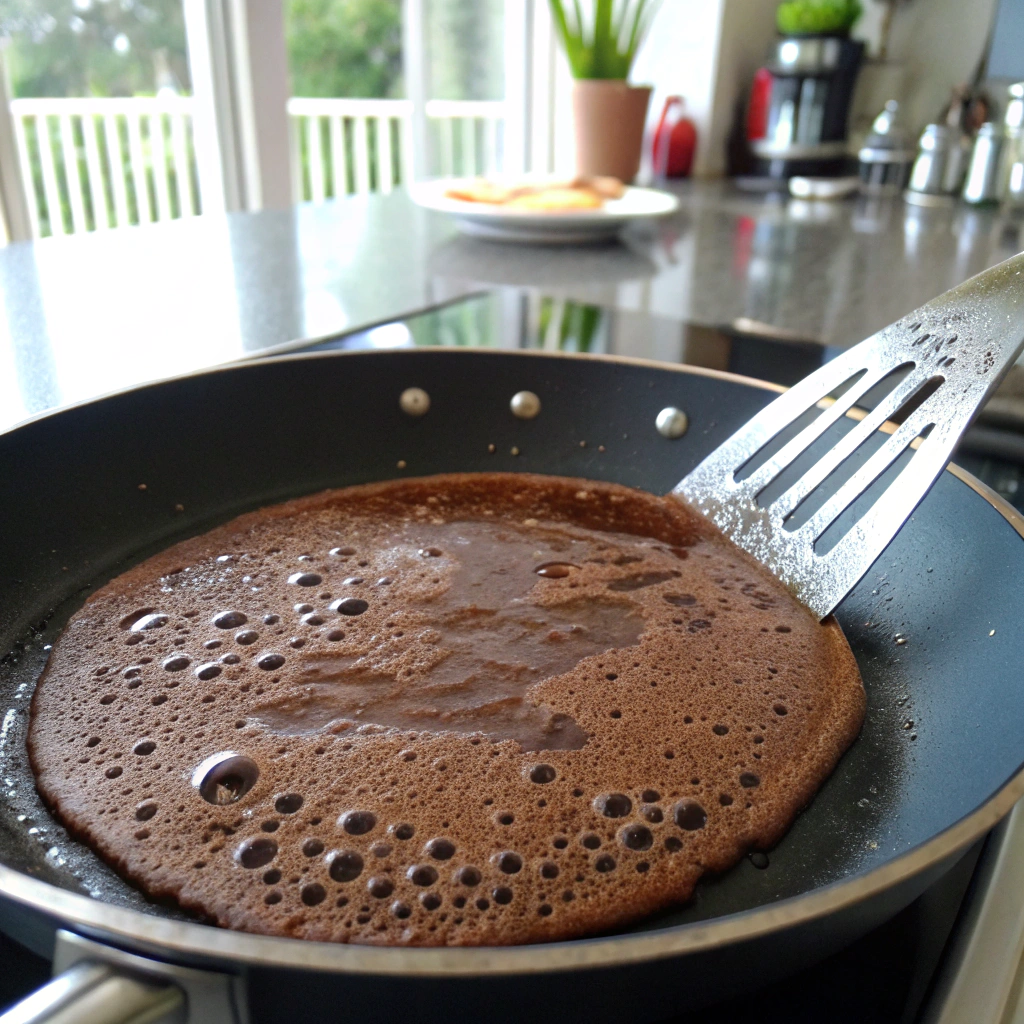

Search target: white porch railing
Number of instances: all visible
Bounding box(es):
[287,97,413,203]
[426,99,506,179]
[286,97,506,202]
[10,96,199,238]
[9,96,507,238]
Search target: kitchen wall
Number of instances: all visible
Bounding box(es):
[855,0,1001,134]
[989,0,1024,79]
[631,0,778,177]
[629,0,724,178]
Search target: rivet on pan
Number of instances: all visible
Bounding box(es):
[656,407,689,439]
[510,391,541,419]
[399,388,430,417]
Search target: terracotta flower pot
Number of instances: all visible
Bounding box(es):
[572,80,652,183]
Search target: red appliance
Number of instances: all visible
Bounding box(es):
[747,68,773,141]
[652,96,697,177]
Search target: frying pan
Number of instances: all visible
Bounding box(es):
[1,347,1023,1023]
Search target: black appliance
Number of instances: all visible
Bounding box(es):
[745,36,865,180]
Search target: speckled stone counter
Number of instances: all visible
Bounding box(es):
[1,181,1021,434]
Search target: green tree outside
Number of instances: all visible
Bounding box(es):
[0,0,190,98]
[0,0,407,100]
[0,0,500,102]
[285,0,403,99]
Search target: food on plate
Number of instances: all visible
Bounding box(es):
[443,176,626,212]
[442,180,519,205]
[506,188,603,211]
[29,473,864,946]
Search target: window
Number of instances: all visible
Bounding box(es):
[0,0,559,237]
[1,0,197,236]
[284,0,508,203]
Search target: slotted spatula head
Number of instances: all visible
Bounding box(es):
[675,251,1024,620]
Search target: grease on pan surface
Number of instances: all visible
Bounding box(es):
[28,474,864,946]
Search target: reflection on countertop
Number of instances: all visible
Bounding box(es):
[1,180,1022,434]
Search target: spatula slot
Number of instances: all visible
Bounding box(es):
[777,374,944,529]
[746,363,918,511]
[734,369,868,485]
[812,424,935,555]
[880,373,944,424]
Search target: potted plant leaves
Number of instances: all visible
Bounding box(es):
[775,0,863,36]
[549,0,658,182]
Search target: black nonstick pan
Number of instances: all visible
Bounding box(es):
[0,348,1022,1023]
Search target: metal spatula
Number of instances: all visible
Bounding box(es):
[675,251,1024,619]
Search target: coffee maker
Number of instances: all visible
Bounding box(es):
[744,35,864,180]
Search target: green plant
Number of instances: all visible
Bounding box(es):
[548,0,657,80]
[776,0,863,35]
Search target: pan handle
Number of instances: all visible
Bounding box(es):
[0,960,184,1024]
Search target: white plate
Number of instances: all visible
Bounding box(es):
[409,178,680,244]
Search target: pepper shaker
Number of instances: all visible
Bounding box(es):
[963,122,1005,205]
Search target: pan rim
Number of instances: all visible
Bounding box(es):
[0,344,790,440]
[1,348,1022,975]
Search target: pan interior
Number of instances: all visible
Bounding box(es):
[0,350,1022,942]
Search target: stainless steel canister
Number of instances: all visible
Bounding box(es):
[858,100,915,196]
[907,124,950,195]
[1000,83,1024,209]
[905,124,968,204]
[963,122,1005,205]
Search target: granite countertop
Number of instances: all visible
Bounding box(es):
[2,180,1022,435]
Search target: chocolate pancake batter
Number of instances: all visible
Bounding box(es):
[28,474,864,945]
